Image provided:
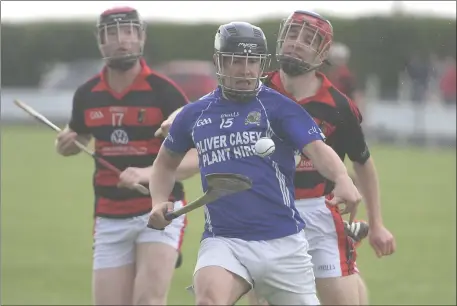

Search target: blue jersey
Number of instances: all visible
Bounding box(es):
[163,86,324,241]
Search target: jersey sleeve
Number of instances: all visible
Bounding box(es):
[68,87,90,134]
[162,105,195,155]
[272,96,325,151]
[341,100,370,164]
[159,79,189,119]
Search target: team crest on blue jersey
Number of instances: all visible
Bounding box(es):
[245,110,261,126]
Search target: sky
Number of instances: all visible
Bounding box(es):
[1,1,456,23]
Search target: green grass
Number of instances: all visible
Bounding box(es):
[1,125,456,305]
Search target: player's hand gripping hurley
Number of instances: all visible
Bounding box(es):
[148,173,252,229]
[14,99,150,195]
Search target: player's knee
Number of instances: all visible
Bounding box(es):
[195,285,231,305]
[316,274,361,305]
[133,274,170,305]
[246,290,270,305]
[267,292,319,306]
[133,294,165,306]
[133,283,168,305]
[196,297,216,306]
[133,264,172,305]
[195,293,225,306]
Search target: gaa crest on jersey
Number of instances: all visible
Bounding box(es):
[245,110,261,126]
[110,129,129,145]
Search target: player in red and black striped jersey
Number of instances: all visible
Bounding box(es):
[55,6,198,306]
[248,10,396,306]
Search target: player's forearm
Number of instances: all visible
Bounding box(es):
[137,155,199,185]
[150,162,176,207]
[303,141,349,184]
[175,149,200,181]
[353,158,383,226]
[149,147,183,207]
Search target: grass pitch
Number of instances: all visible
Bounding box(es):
[1,126,456,305]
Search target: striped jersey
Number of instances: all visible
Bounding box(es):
[264,70,370,199]
[69,59,188,218]
[163,85,324,241]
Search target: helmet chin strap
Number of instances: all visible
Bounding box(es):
[221,86,257,103]
[106,56,138,71]
[279,56,321,76]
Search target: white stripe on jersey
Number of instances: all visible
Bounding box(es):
[191,93,217,233]
[204,205,214,235]
[272,161,290,208]
[257,90,293,212]
[273,161,299,232]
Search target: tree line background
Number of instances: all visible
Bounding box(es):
[2,14,456,98]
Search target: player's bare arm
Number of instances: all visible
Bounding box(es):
[303,140,349,184]
[118,149,199,190]
[55,126,91,156]
[275,86,362,222]
[150,146,185,203]
[148,146,187,229]
[151,106,199,180]
[343,106,385,227]
[342,99,396,256]
[353,158,396,257]
[352,158,381,224]
[175,148,200,181]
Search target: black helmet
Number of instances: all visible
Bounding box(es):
[96,7,146,71]
[214,22,270,102]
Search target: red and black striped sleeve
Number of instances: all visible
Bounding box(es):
[148,73,189,119]
[68,86,91,134]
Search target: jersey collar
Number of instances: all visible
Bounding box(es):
[270,70,332,103]
[92,58,152,100]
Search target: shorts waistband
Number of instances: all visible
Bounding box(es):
[295,196,326,207]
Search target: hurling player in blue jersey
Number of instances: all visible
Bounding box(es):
[148,22,361,306]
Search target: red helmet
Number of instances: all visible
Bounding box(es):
[276,10,333,76]
[96,7,146,71]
